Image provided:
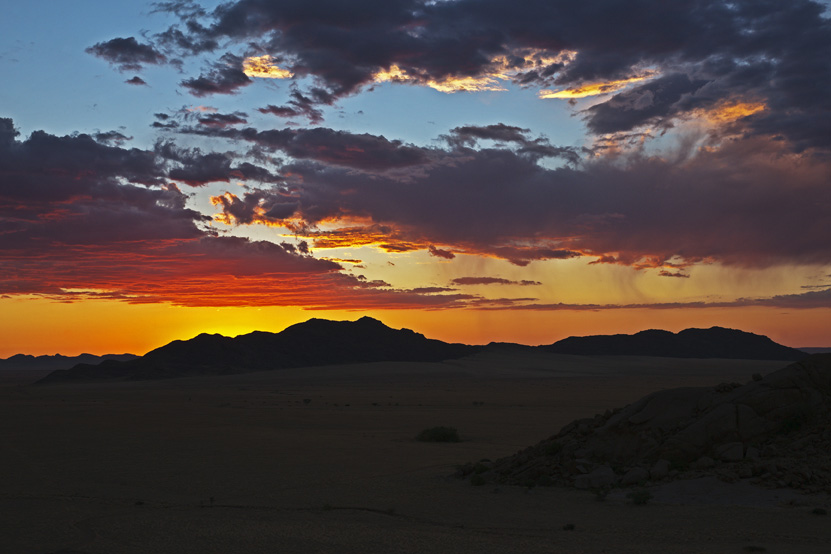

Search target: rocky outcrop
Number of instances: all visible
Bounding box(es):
[460,354,831,493]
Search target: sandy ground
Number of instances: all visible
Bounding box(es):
[1,353,829,553]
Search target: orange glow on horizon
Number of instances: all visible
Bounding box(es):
[2,296,828,358]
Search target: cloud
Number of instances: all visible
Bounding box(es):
[257,87,333,124]
[125,76,148,86]
[196,111,248,128]
[0,118,474,310]
[180,53,252,96]
[428,245,455,259]
[155,142,282,186]
[451,277,542,286]
[185,125,430,170]
[86,37,166,72]
[447,123,531,146]
[132,0,831,153]
[203,125,831,268]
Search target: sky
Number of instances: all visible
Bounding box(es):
[2,0,831,356]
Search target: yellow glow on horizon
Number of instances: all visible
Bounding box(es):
[539,73,655,99]
[2,295,828,358]
[242,55,293,79]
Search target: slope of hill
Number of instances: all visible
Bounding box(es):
[467,354,831,493]
[38,317,476,383]
[544,327,806,361]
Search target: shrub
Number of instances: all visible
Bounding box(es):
[416,426,461,443]
[626,489,653,505]
[470,475,486,486]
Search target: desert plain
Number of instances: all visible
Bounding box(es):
[2,350,829,553]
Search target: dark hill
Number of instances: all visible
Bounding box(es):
[38,317,476,383]
[0,353,137,372]
[543,327,806,361]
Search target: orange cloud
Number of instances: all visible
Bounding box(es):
[242,55,293,79]
[701,100,766,123]
[539,73,656,99]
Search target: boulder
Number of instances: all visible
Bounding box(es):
[575,466,617,489]
[621,467,650,485]
[715,442,745,462]
[650,459,671,480]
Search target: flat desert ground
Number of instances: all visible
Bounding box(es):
[1,351,829,553]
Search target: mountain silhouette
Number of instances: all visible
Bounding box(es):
[38,317,475,383]
[543,327,806,360]
[0,353,137,372]
[36,320,807,384]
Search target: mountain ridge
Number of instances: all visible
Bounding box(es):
[0,353,138,372]
[35,319,808,384]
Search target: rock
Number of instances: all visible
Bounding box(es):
[715,442,745,462]
[650,459,671,480]
[575,466,617,489]
[474,355,831,493]
[621,467,650,485]
[692,456,716,469]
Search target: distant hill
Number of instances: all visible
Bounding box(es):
[36,320,808,384]
[799,347,831,354]
[543,327,807,360]
[0,353,138,372]
[38,317,475,383]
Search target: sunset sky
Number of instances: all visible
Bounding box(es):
[2,0,831,356]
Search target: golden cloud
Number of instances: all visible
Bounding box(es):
[539,73,656,99]
[243,55,293,79]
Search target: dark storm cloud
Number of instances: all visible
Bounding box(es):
[427,245,455,260]
[93,131,132,146]
[86,37,167,71]
[208,134,831,268]
[142,0,831,151]
[584,74,710,135]
[258,87,332,124]
[448,123,530,146]
[185,125,430,170]
[0,118,468,309]
[196,111,248,128]
[180,54,252,96]
[155,142,281,186]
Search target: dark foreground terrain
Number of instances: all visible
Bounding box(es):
[2,352,830,553]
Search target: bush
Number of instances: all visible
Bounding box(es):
[470,474,486,486]
[626,489,653,505]
[416,426,461,443]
